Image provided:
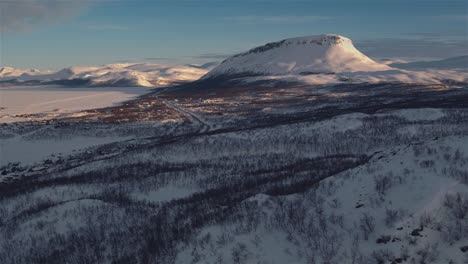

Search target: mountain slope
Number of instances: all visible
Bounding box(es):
[202,34,391,79]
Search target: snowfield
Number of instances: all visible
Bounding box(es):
[0,86,151,123]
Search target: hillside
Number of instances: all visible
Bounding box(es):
[1,80,468,264]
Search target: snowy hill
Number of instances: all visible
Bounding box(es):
[0,63,212,87]
[0,67,51,79]
[390,55,468,70]
[203,34,391,79]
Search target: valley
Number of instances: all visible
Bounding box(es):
[1,79,467,264]
[1,33,467,264]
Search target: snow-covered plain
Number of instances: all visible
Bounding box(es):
[0,86,151,123]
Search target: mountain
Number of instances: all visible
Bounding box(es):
[0,63,212,87]
[390,55,468,70]
[202,34,391,80]
[0,67,51,79]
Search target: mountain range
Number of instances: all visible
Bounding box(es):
[1,35,467,88]
[0,63,212,87]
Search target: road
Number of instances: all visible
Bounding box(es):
[156,96,211,133]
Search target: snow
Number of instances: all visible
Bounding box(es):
[12,198,110,239]
[379,108,445,122]
[390,55,468,70]
[202,34,468,85]
[0,135,131,166]
[245,193,271,204]
[0,67,51,79]
[0,63,212,87]
[240,68,468,85]
[132,186,198,203]
[308,112,367,132]
[0,86,150,123]
[177,136,468,264]
[377,58,409,65]
[203,34,391,79]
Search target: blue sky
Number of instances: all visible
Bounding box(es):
[1,0,467,70]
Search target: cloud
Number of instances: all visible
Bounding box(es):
[86,25,130,30]
[0,0,90,33]
[400,31,467,38]
[114,60,135,63]
[144,57,179,62]
[354,38,468,59]
[191,53,232,59]
[224,15,330,24]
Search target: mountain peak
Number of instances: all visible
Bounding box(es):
[203,34,390,79]
[232,35,351,59]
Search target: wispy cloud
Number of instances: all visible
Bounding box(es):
[400,31,466,38]
[144,57,178,61]
[0,0,89,33]
[86,25,130,30]
[224,15,330,24]
[191,53,232,59]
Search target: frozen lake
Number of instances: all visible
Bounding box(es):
[0,86,151,123]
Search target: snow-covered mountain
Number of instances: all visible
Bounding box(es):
[202,34,391,79]
[0,63,212,87]
[0,67,52,79]
[390,55,468,70]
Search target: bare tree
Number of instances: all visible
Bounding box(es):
[360,213,375,240]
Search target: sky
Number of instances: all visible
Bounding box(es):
[0,0,467,70]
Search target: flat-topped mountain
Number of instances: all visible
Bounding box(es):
[202,34,391,79]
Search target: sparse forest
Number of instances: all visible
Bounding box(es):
[1,82,468,264]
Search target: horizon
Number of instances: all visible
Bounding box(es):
[1,0,467,70]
